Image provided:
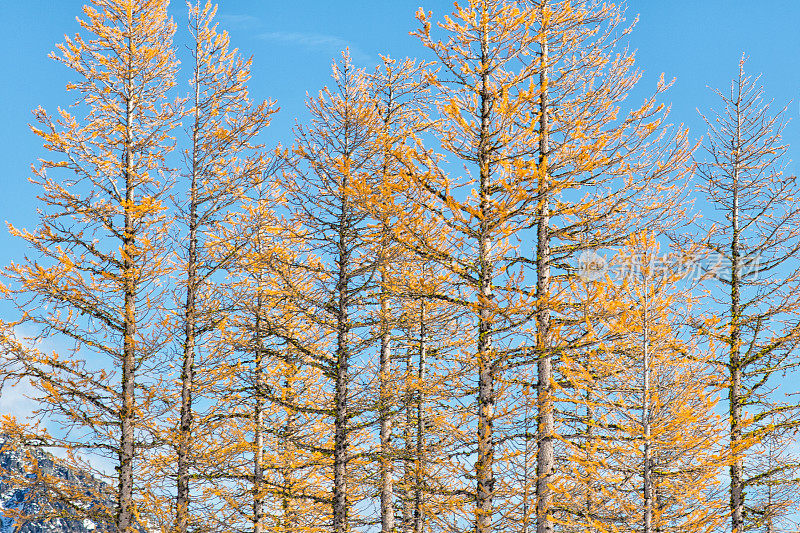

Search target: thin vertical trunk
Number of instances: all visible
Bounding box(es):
[333,282,350,533]
[176,35,202,533]
[729,64,744,533]
[535,7,554,533]
[254,289,265,533]
[765,477,775,533]
[522,401,532,533]
[281,352,298,533]
[378,76,397,533]
[475,6,496,533]
[119,25,136,533]
[584,390,594,531]
[642,277,653,533]
[333,167,351,533]
[413,303,426,533]
[403,347,414,533]
[380,249,395,533]
[654,457,663,533]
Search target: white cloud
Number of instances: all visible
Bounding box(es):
[259,31,349,49]
[218,13,261,30]
[258,31,370,64]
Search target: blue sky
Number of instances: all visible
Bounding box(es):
[1,0,799,273]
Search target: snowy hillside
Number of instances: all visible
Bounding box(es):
[0,436,111,533]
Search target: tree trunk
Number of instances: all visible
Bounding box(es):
[654,457,664,533]
[729,70,744,533]
[475,7,496,533]
[642,279,653,533]
[414,303,426,533]
[176,39,201,532]
[281,350,298,533]
[403,346,414,533]
[536,16,554,533]
[333,295,350,533]
[333,172,351,533]
[254,289,265,533]
[584,390,594,531]
[119,37,136,532]
[380,263,395,533]
[523,400,533,533]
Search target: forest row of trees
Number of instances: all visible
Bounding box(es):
[1,1,799,533]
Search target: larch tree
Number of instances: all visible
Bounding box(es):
[561,233,726,533]
[1,0,178,530]
[231,177,288,533]
[169,2,276,531]
[356,54,482,533]
[393,273,472,533]
[696,57,800,533]
[261,52,386,533]
[360,55,432,533]
[356,120,474,533]
[208,153,335,533]
[408,4,553,531]
[519,2,695,532]
[406,2,692,533]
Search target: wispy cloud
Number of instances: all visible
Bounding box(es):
[259,31,350,50]
[258,31,370,64]
[218,13,261,30]
[214,13,373,65]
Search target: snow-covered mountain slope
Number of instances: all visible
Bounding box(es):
[0,436,111,533]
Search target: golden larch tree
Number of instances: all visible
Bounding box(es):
[403,3,692,533]
[262,52,386,533]
[696,57,800,533]
[169,2,275,531]
[2,0,178,530]
[560,233,727,533]
[362,56,432,533]
[210,166,331,533]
